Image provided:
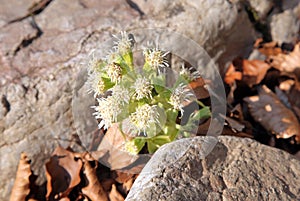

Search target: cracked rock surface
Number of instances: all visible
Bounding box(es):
[127,136,300,201]
[0,0,140,199]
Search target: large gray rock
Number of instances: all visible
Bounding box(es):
[246,0,274,19]
[127,136,300,201]
[126,136,300,201]
[270,6,300,45]
[133,0,256,74]
[0,0,260,199]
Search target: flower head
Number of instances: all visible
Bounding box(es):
[112,85,130,104]
[87,72,105,98]
[105,63,122,83]
[169,84,194,115]
[87,55,102,74]
[113,31,134,54]
[132,77,153,100]
[129,104,159,135]
[124,140,139,155]
[179,65,201,82]
[93,95,121,129]
[143,48,169,72]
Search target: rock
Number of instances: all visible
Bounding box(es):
[0,0,259,199]
[127,136,300,201]
[246,0,274,20]
[0,0,139,199]
[270,8,300,45]
[282,0,300,11]
[133,0,256,74]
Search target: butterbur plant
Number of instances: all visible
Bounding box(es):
[87,31,210,155]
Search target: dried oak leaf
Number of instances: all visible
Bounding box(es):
[10,153,33,201]
[242,60,271,86]
[188,77,210,99]
[45,146,83,200]
[81,160,108,201]
[225,58,270,86]
[119,177,135,195]
[244,85,300,142]
[112,170,134,184]
[269,43,300,72]
[108,184,124,201]
[224,63,242,85]
[254,39,282,57]
[93,123,140,170]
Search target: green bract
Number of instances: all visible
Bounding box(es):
[88,32,210,154]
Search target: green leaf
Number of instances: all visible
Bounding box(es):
[191,106,211,121]
[166,108,178,123]
[125,138,146,155]
[163,123,179,141]
[101,76,115,90]
[146,135,172,153]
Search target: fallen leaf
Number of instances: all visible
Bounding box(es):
[101,178,115,192]
[279,79,295,91]
[112,171,134,184]
[82,160,109,201]
[120,177,135,195]
[45,147,83,200]
[269,43,300,72]
[10,153,33,201]
[244,85,300,142]
[188,77,210,99]
[93,123,141,171]
[242,60,271,86]
[108,184,124,201]
[224,63,242,85]
[225,58,271,86]
[58,198,70,201]
[287,80,300,109]
[220,114,245,132]
[255,39,282,57]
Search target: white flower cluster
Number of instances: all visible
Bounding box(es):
[86,31,207,154]
[93,86,130,130]
[169,83,194,115]
[129,104,159,135]
[132,77,153,100]
[144,48,169,72]
[179,65,201,81]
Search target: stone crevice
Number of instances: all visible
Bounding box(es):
[6,0,53,25]
[12,18,43,56]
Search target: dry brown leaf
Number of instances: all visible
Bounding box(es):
[220,114,245,132]
[120,177,134,195]
[82,160,109,201]
[45,147,83,200]
[10,153,32,201]
[242,60,271,86]
[269,43,300,72]
[224,63,242,85]
[93,123,140,170]
[188,77,210,99]
[255,39,282,57]
[58,198,70,201]
[225,58,270,86]
[244,85,300,142]
[101,178,115,192]
[108,184,124,201]
[112,171,134,184]
[287,80,300,109]
[279,79,295,91]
